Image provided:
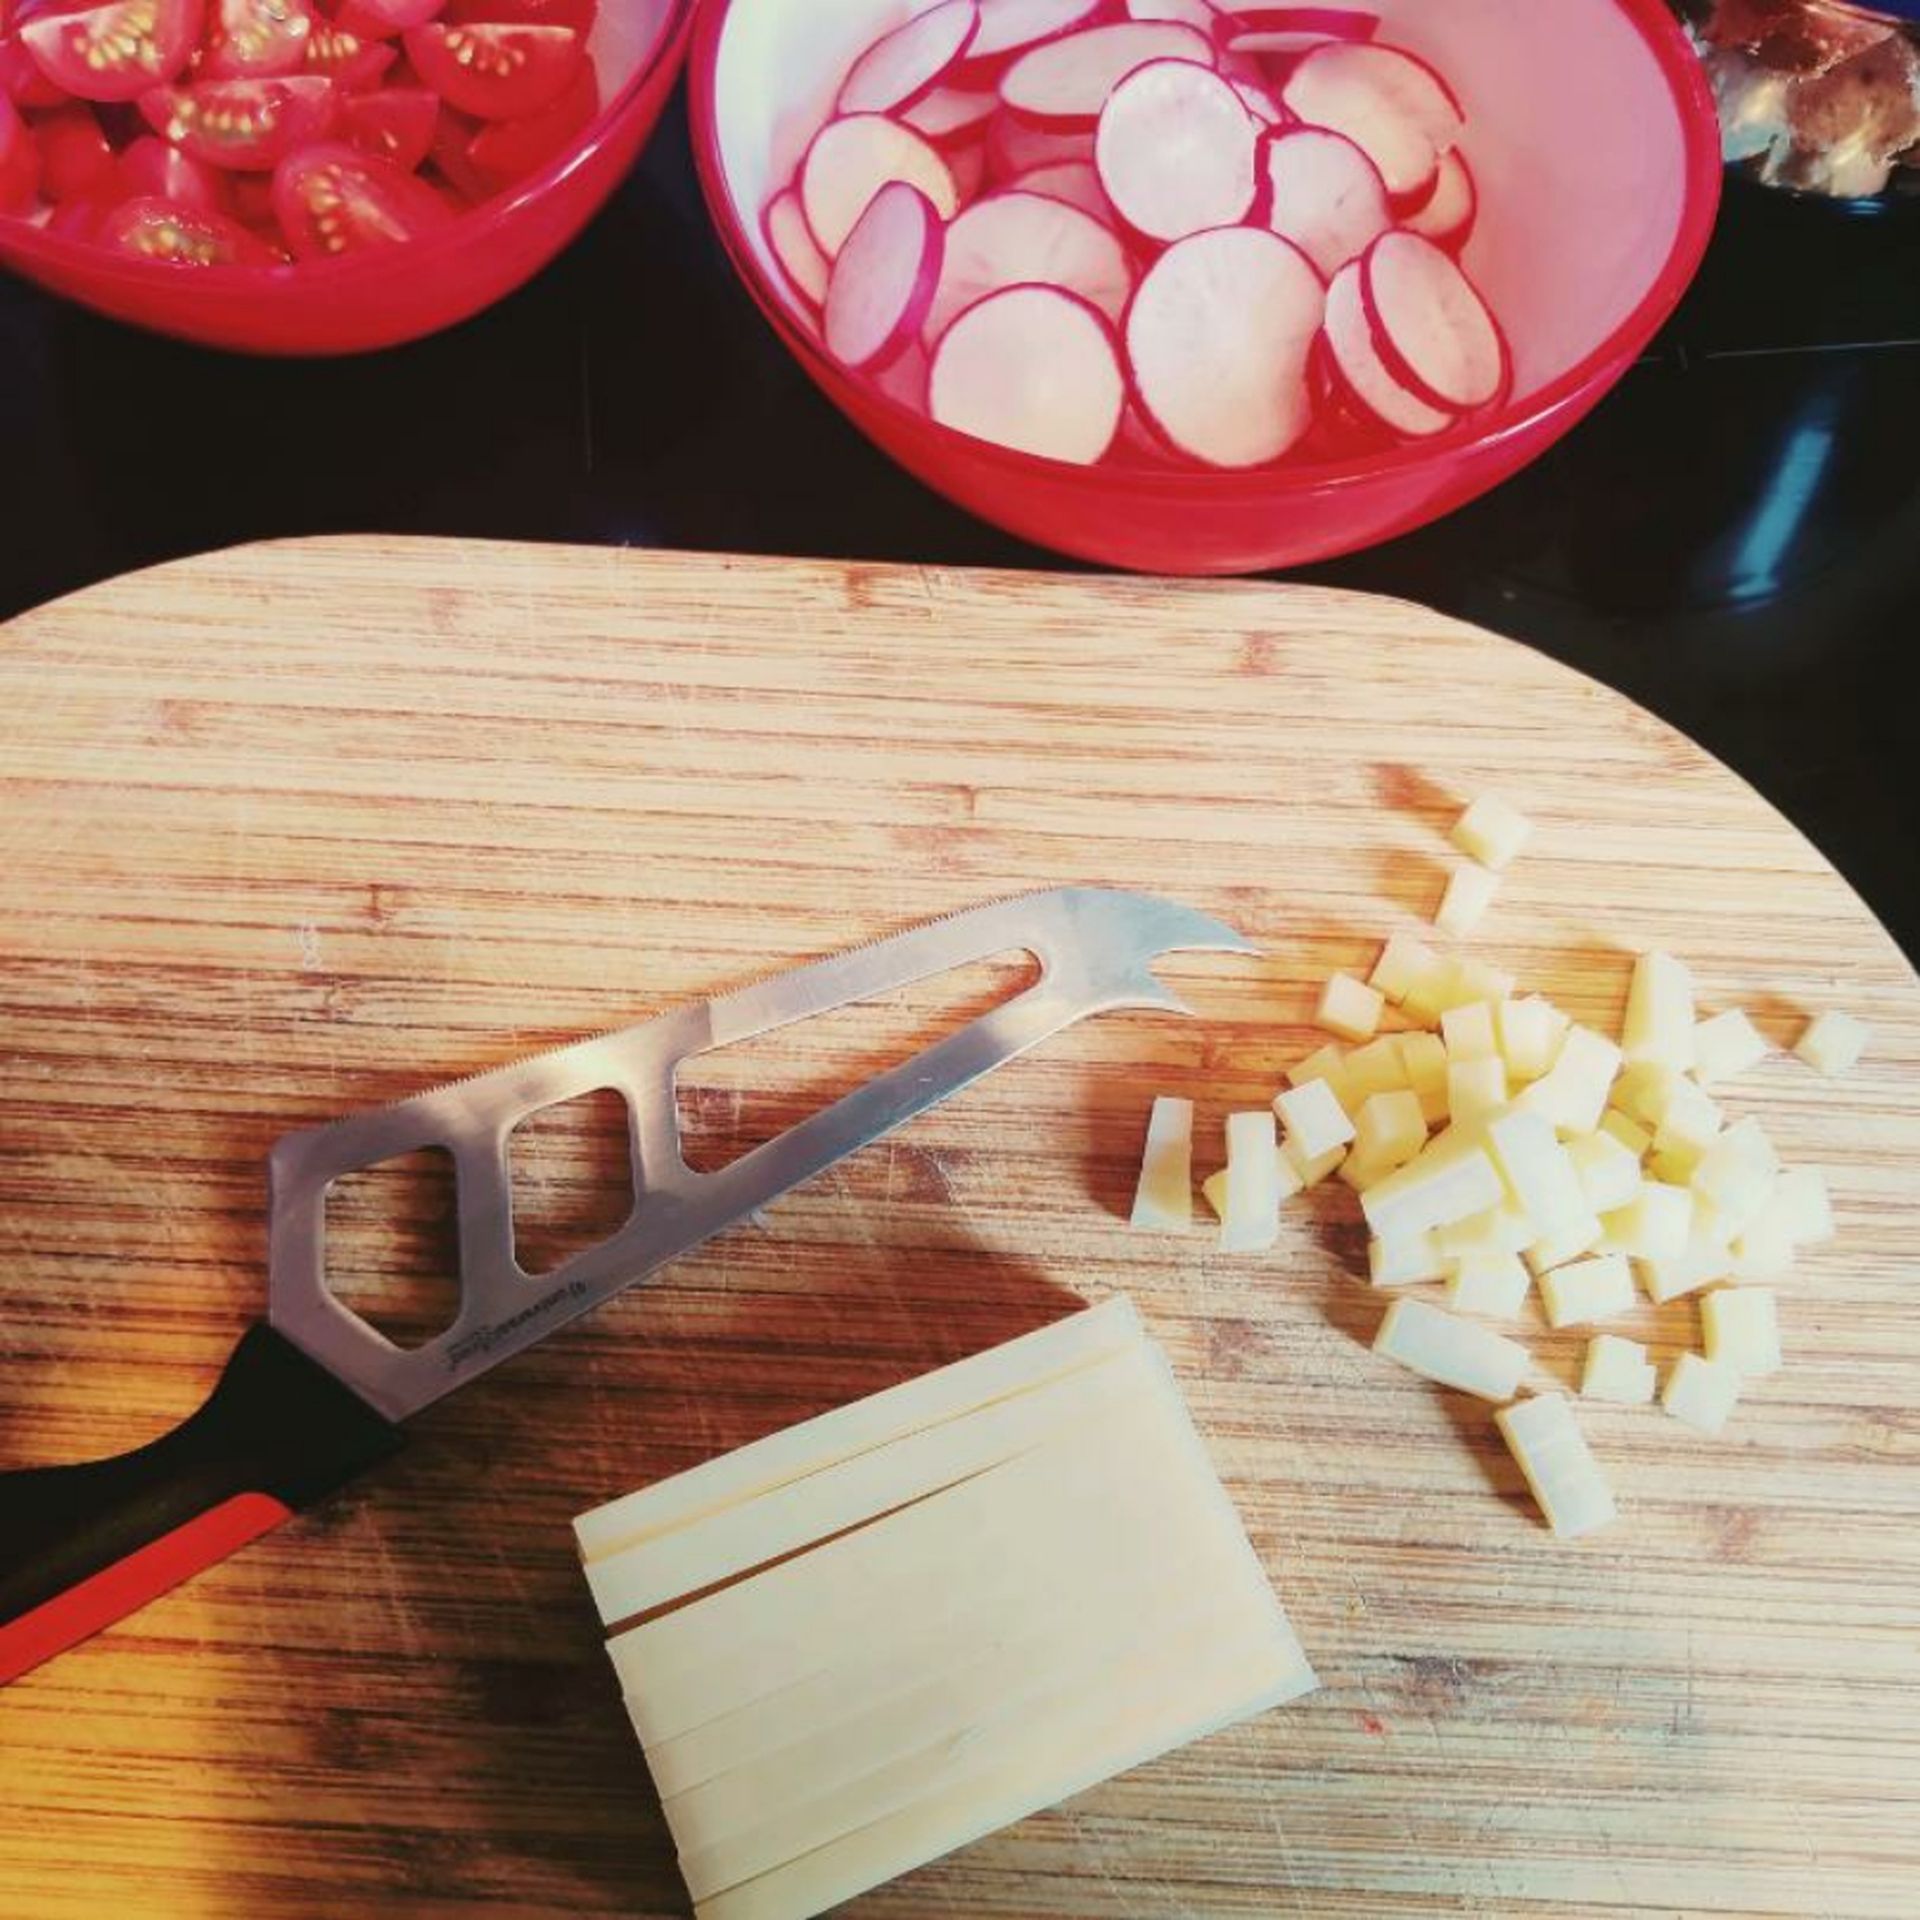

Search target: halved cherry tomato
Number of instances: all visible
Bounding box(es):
[302,20,391,87]
[2,33,72,106]
[424,89,482,196]
[331,0,438,39]
[223,158,272,220]
[464,51,587,184]
[121,128,230,207]
[445,0,592,31]
[98,190,280,260]
[402,20,576,120]
[196,0,310,80]
[337,79,431,167]
[20,0,201,103]
[33,99,116,196]
[0,90,39,207]
[271,136,448,254]
[139,71,334,166]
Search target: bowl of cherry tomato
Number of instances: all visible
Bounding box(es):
[0,0,691,352]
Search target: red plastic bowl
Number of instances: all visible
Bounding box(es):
[692,0,1723,575]
[0,0,692,356]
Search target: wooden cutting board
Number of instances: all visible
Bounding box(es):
[1,538,1915,1920]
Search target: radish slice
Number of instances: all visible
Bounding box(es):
[839,1,981,117]
[1231,77,1287,125]
[1360,228,1506,413]
[1322,256,1453,438]
[902,84,999,147]
[1256,123,1389,276]
[800,112,960,257]
[924,187,1133,341]
[825,180,946,371]
[1126,0,1228,27]
[1221,6,1377,54]
[1000,21,1215,128]
[1125,225,1324,468]
[764,186,830,307]
[1095,59,1256,243]
[1281,41,1462,200]
[929,283,1125,462]
[966,0,1110,68]
[986,106,1095,179]
[1403,145,1475,248]
[1010,157,1114,220]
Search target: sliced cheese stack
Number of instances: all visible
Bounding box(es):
[574,1297,1317,1920]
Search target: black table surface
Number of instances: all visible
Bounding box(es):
[4,92,1917,962]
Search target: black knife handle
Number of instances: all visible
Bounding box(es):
[0,1322,403,1685]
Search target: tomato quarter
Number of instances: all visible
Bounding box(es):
[445,0,593,31]
[20,0,201,103]
[331,0,439,39]
[2,34,73,106]
[338,80,432,167]
[99,189,280,259]
[121,127,230,205]
[34,100,118,196]
[196,0,309,79]
[139,70,334,166]
[464,52,589,183]
[271,136,449,254]
[302,21,392,87]
[403,20,578,120]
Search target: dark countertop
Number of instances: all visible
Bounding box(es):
[4,93,1917,961]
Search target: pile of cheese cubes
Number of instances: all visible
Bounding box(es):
[1130,794,1870,1540]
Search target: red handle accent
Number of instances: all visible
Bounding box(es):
[0,1491,290,1687]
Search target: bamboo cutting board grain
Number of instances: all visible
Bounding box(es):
[0,538,1916,1920]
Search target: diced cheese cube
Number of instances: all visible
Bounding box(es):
[1130,1096,1194,1232]
[1436,861,1499,938]
[1774,1166,1835,1246]
[1281,1136,1346,1188]
[1690,1117,1779,1238]
[1623,950,1696,1071]
[1218,1111,1285,1252]
[1612,1062,1683,1128]
[1288,1043,1355,1116]
[1400,955,1459,1027]
[1344,1036,1411,1102]
[1202,1169,1230,1220]
[1273,1079,1355,1161]
[1441,1000,1498,1061]
[1452,793,1532,871]
[1514,1024,1624,1137]
[1523,1213,1603,1276]
[1359,1134,1505,1241]
[1692,1008,1770,1086]
[1581,1334,1656,1405]
[1701,1288,1781,1377]
[1374,1297,1529,1402]
[1568,1131,1643,1215]
[1600,1180,1692,1262]
[1370,1231,1448,1289]
[1600,1108,1653,1158]
[1495,1393,1616,1538]
[1640,1229,1733,1305]
[1370,931,1438,1004]
[1663,1351,1743,1436]
[1486,1110,1589,1238]
[1496,994,1568,1083]
[1648,1142,1707,1186]
[1652,1078,1724,1157]
[1397,1032,1451,1125]
[1446,1253,1530,1318]
[1538,1253,1635,1329]
[1438,1204,1534,1261]
[1353,1090,1426,1175]
[1317,972,1384,1043]
[1729,1211,1796,1283]
[1455,957,1516,1005]
[1794,1009,1870,1078]
[1446,1055,1508,1127]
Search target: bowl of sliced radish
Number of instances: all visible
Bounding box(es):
[0,0,692,353]
[691,0,1722,573]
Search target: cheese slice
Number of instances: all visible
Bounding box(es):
[575,1297,1140,1564]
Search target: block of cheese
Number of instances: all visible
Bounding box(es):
[577,1303,1317,1920]
[1794,1008,1870,1077]
[1538,1253,1635,1330]
[1663,1351,1743,1435]
[1373,1297,1529,1401]
[1219,1109,1287,1251]
[1451,793,1531,870]
[1370,931,1438,1004]
[1359,1129,1505,1242]
[1435,860,1498,937]
[1317,971,1384,1042]
[1130,1095,1194,1231]
[1623,950,1695,1071]
[1692,1008,1769,1086]
[1701,1287,1781,1377]
[1446,1253,1530,1319]
[1581,1334,1656,1405]
[1495,1394,1617,1538]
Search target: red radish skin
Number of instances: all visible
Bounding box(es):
[871,338,930,410]
[799,110,958,257]
[837,0,979,117]
[923,184,1131,341]
[929,281,1125,462]
[1322,254,1452,437]
[1403,143,1474,247]
[1280,41,1461,200]
[1359,227,1506,413]
[1230,76,1285,125]
[901,83,997,147]
[1124,0,1225,27]
[948,138,985,196]
[1255,122,1387,276]
[824,177,945,371]
[962,0,1111,72]
[764,183,829,306]
[1220,6,1376,54]
[985,104,1092,180]
[1124,223,1323,468]
[1008,156,1112,220]
[1094,57,1253,244]
[998,19,1212,129]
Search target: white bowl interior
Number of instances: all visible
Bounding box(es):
[713,0,1691,401]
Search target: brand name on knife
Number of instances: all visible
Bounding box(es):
[447,1278,589,1370]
